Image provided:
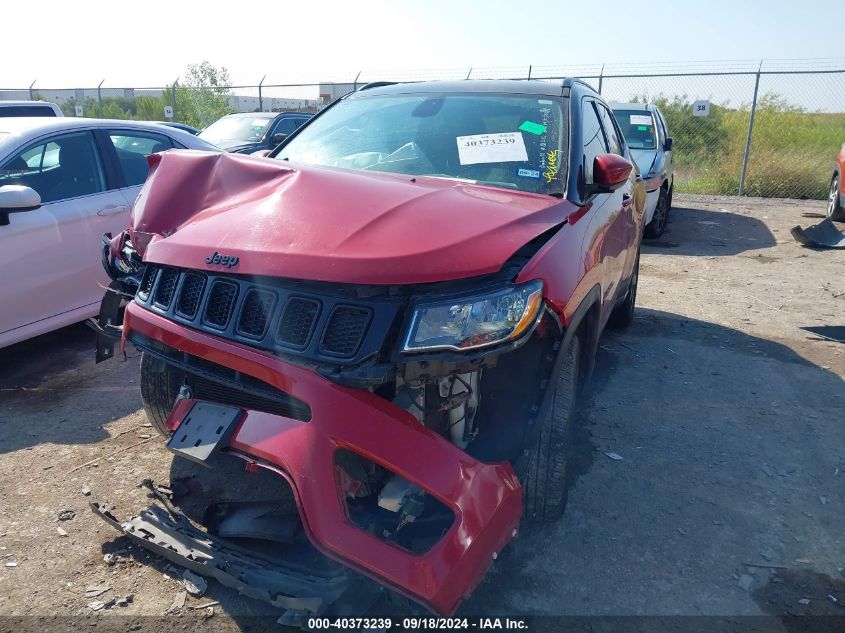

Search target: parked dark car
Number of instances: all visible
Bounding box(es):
[198,111,311,153]
[94,79,645,617]
[157,121,200,135]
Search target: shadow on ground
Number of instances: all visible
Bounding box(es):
[464,308,844,617]
[644,206,776,256]
[0,322,142,454]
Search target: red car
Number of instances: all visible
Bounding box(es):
[93,79,645,618]
[829,143,845,221]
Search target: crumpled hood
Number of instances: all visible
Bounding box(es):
[132,150,570,284]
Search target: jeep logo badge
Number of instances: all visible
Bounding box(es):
[205,251,239,268]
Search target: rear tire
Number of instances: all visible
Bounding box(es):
[827,174,844,221]
[643,188,669,238]
[523,333,580,523]
[608,250,639,330]
[139,353,183,437]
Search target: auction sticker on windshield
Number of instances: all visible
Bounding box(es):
[457,133,528,165]
[630,115,653,126]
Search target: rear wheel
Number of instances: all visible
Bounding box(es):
[523,333,580,523]
[608,250,639,330]
[827,174,844,221]
[139,353,183,437]
[644,188,669,238]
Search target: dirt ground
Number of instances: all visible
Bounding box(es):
[0,194,843,628]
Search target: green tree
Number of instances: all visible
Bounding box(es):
[136,95,166,121]
[172,61,234,128]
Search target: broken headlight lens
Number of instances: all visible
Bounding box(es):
[402,280,544,353]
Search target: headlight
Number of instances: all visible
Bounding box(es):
[402,280,544,353]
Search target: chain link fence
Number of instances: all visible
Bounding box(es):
[2,59,844,201]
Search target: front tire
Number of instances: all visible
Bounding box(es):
[523,333,580,523]
[644,188,669,238]
[139,353,183,437]
[827,174,844,221]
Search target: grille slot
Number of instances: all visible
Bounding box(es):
[153,268,179,308]
[237,288,277,338]
[203,280,239,329]
[320,306,372,357]
[176,273,206,319]
[138,266,157,301]
[276,297,320,349]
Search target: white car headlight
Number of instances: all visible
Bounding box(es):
[402,281,544,353]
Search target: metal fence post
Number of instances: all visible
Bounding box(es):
[527,65,532,80]
[353,71,361,91]
[258,75,266,112]
[739,61,763,196]
[29,80,36,100]
[598,65,604,94]
[466,68,473,80]
[97,79,104,111]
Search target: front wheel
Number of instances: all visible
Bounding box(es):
[827,174,844,221]
[644,188,669,239]
[139,353,183,437]
[522,333,580,523]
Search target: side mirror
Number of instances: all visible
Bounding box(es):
[0,185,41,226]
[587,154,633,195]
[270,133,287,147]
[664,137,673,152]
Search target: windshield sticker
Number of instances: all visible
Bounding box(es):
[543,150,561,184]
[637,125,650,131]
[519,120,547,135]
[517,168,541,179]
[456,133,528,165]
[538,99,553,104]
[630,115,653,126]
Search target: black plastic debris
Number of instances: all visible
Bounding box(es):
[791,219,845,249]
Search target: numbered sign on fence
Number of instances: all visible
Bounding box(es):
[163,105,174,119]
[692,100,711,117]
[74,105,83,117]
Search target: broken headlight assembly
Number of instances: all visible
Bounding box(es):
[402,280,544,353]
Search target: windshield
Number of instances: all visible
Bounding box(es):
[612,109,657,150]
[199,116,272,144]
[277,93,567,195]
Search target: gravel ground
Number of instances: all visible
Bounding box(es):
[0,194,843,629]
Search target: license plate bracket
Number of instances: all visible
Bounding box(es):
[166,401,243,465]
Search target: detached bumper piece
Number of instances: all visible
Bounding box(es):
[91,502,348,615]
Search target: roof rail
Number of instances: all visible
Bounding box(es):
[358,81,400,91]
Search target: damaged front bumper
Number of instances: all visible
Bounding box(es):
[92,502,348,614]
[117,302,523,615]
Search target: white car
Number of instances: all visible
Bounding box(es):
[0,118,218,349]
[0,100,63,117]
[611,102,674,238]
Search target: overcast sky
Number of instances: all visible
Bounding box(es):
[3,0,842,88]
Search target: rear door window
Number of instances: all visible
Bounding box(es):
[0,131,105,203]
[108,132,174,186]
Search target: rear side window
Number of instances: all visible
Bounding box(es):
[0,106,56,117]
[0,131,105,203]
[108,132,173,187]
[582,101,608,184]
[274,118,303,136]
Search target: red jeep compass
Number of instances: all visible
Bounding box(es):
[93,79,645,619]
